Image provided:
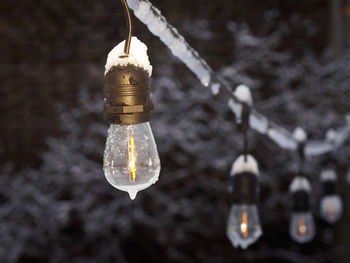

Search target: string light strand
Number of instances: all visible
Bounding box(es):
[126,0,350,157]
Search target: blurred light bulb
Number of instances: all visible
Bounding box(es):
[227,204,262,249]
[289,176,315,243]
[320,195,343,223]
[320,169,342,223]
[103,122,160,200]
[289,212,315,243]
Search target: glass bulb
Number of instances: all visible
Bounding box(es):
[103,122,161,200]
[227,204,262,249]
[289,212,315,243]
[320,195,343,223]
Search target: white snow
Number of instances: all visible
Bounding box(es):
[267,128,298,150]
[127,0,139,10]
[105,36,152,76]
[228,99,242,123]
[231,154,259,175]
[293,127,307,143]
[234,84,252,105]
[211,82,220,95]
[249,113,268,134]
[304,140,333,156]
[129,0,211,86]
[320,169,337,182]
[326,129,336,141]
[289,176,312,192]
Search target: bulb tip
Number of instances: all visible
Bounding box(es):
[128,190,138,200]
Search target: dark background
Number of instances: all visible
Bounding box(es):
[0,0,350,262]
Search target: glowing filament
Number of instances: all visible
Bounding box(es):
[327,205,335,216]
[298,217,306,236]
[128,134,136,182]
[241,211,248,238]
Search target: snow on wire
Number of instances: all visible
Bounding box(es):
[126,0,350,156]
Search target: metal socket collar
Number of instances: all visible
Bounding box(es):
[105,64,153,125]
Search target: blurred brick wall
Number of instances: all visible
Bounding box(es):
[0,0,327,169]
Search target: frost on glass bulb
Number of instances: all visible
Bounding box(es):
[227,204,262,249]
[320,195,343,223]
[103,122,160,200]
[289,212,315,243]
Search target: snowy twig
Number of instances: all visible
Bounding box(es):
[305,114,350,156]
[127,0,350,156]
[245,248,331,263]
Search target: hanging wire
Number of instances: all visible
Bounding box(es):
[121,0,132,54]
[243,131,248,161]
[296,140,306,174]
[241,104,250,162]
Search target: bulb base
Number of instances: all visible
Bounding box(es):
[292,190,310,212]
[231,172,258,204]
[322,181,337,196]
[105,64,153,124]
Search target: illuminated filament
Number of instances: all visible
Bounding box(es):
[327,205,335,216]
[298,217,306,236]
[128,132,136,182]
[240,211,248,238]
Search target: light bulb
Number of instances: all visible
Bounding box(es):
[289,212,315,243]
[320,169,342,223]
[320,195,343,223]
[103,122,160,200]
[289,176,315,243]
[227,204,262,249]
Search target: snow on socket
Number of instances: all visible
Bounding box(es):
[293,127,307,143]
[231,154,259,176]
[130,0,211,86]
[326,129,336,141]
[320,169,337,182]
[105,36,153,76]
[289,176,312,193]
[234,84,253,106]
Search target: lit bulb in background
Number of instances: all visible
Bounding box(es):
[319,169,343,223]
[104,123,160,200]
[289,211,315,243]
[289,176,315,243]
[103,37,161,200]
[320,196,342,223]
[227,155,262,249]
[227,204,262,249]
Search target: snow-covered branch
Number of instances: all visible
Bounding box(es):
[127,0,350,156]
[305,114,350,156]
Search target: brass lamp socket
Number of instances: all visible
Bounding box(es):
[105,64,153,125]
